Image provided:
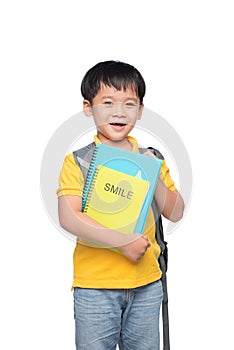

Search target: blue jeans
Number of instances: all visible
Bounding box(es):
[73,280,163,350]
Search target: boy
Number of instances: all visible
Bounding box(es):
[57,60,184,350]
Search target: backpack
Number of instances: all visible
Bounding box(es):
[73,142,170,350]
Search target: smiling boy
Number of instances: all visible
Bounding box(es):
[57,61,184,350]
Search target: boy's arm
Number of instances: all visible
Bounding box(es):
[155,180,184,222]
[58,195,150,262]
[144,150,185,222]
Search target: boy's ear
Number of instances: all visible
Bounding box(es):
[137,104,144,120]
[83,100,93,117]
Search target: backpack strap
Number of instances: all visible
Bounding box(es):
[73,142,96,181]
[139,146,170,350]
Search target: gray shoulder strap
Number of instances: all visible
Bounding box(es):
[73,142,95,180]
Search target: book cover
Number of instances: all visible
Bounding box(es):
[83,165,149,234]
[82,144,163,234]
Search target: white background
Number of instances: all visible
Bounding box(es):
[1,1,233,349]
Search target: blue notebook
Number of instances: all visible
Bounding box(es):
[82,144,162,234]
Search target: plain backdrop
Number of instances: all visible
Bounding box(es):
[1,1,233,349]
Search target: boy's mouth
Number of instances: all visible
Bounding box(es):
[109,122,127,126]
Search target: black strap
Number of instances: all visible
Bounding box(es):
[140,146,170,350]
[157,216,170,350]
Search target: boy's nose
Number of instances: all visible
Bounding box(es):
[113,102,125,116]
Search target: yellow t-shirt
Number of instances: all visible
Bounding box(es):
[57,136,176,289]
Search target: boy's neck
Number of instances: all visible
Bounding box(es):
[98,136,132,151]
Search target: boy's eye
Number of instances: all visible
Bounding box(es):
[125,102,136,109]
[103,101,113,106]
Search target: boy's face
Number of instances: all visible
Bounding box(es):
[83,84,143,143]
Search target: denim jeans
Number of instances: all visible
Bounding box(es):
[73,280,163,350]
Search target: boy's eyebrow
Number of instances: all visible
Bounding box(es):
[101,95,138,103]
[101,95,114,99]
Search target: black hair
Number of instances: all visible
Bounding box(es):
[81,60,146,105]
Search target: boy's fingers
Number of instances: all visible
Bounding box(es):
[141,235,151,248]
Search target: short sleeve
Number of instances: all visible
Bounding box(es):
[56,153,84,197]
[159,160,177,191]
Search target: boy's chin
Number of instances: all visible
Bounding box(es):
[97,130,128,141]
[97,133,128,144]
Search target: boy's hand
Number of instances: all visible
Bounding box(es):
[119,235,151,262]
